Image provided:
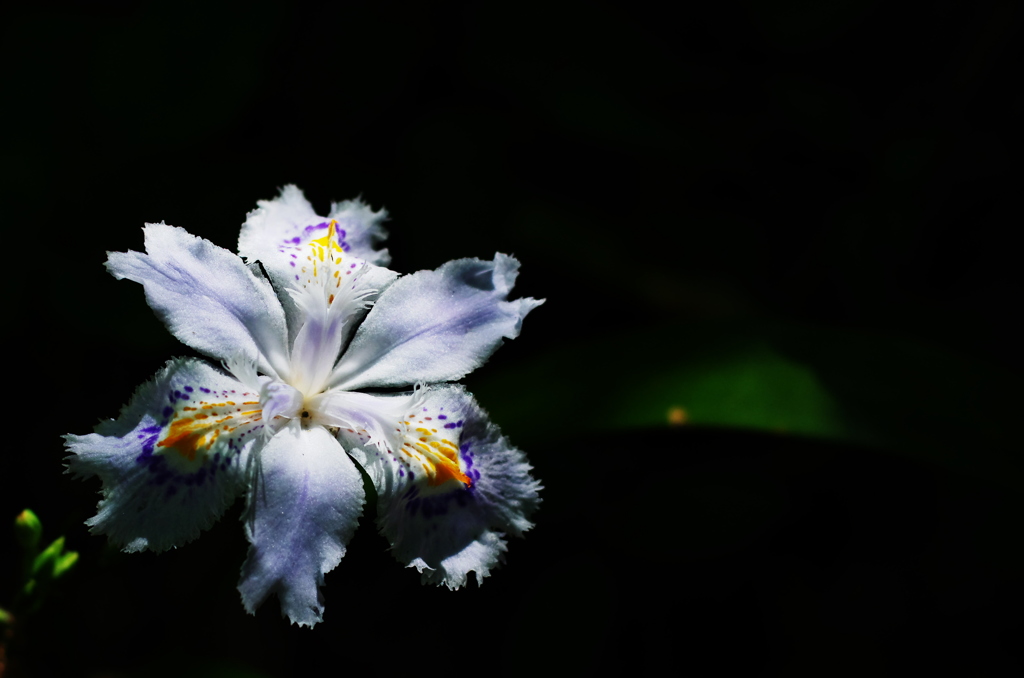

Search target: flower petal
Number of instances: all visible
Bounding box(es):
[344,385,541,588]
[65,358,263,553]
[327,197,392,267]
[106,223,290,379]
[238,185,398,348]
[240,185,391,270]
[329,254,544,390]
[237,423,364,627]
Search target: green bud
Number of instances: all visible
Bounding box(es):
[31,536,65,579]
[15,509,42,553]
[53,550,79,578]
[0,606,12,625]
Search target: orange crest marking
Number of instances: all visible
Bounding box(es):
[158,400,262,462]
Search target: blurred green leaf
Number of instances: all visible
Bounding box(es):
[610,340,843,435]
[52,551,78,579]
[31,537,65,579]
[474,321,1019,488]
[474,322,846,442]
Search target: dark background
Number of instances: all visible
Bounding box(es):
[2,1,1021,676]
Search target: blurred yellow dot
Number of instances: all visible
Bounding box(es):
[667,406,688,426]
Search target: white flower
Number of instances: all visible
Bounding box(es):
[65,186,543,627]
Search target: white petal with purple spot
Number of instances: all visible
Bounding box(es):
[344,385,541,588]
[65,358,264,553]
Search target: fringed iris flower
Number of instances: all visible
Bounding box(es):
[65,186,543,626]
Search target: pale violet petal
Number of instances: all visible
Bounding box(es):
[238,185,398,347]
[64,358,263,553]
[106,223,290,379]
[291,260,397,377]
[326,198,392,266]
[238,423,364,627]
[237,184,319,303]
[328,254,544,391]
[344,385,541,588]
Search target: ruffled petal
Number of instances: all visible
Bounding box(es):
[326,197,392,266]
[106,223,290,379]
[238,186,397,347]
[343,385,541,588]
[65,358,264,553]
[240,185,391,270]
[237,423,364,627]
[328,254,544,391]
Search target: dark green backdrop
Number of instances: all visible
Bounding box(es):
[3,1,1020,676]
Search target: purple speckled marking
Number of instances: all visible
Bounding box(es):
[437,414,447,420]
[130,377,260,495]
[134,424,163,463]
[135,422,239,491]
[303,221,329,235]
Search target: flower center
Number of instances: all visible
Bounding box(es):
[259,381,304,432]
